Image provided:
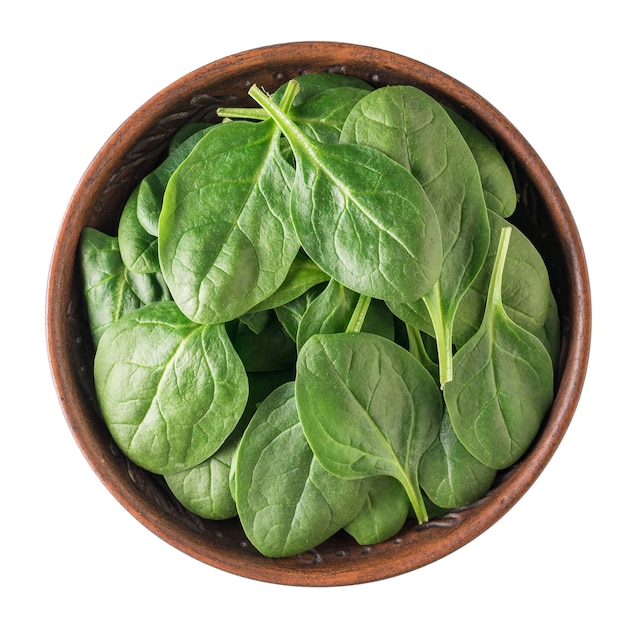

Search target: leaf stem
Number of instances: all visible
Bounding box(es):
[422,282,454,387]
[406,324,439,381]
[216,107,269,121]
[218,80,300,121]
[402,476,429,524]
[346,293,372,333]
[486,227,512,312]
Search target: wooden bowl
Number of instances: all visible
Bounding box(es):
[47,41,591,586]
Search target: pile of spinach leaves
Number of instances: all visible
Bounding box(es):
[79,73,560,558]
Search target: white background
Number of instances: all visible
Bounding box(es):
[3,1,622,623]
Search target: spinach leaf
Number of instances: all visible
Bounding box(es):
[419,410,497,509]
[443,228,554,470]
[93,301,249,474]
[164,424,242,520]
[343,476,410,545]
[246,249,329,314]
[118,186,160,274]
[341,85,490,385]
[287,86,372,144]
[445,108,517,218]
[389,209,553,347]
[248,83,443,304]
[272,72,374,105]
[168,122,212,154]
[136,124,214,236]
[534,291,561,371]
[79,228,168,346]
[159,118,299,325]
[274,284,325,342]
[296,279,394,350]
[234,382,369,557]
[295,332,443,523]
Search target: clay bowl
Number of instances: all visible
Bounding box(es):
[47,41,591,586]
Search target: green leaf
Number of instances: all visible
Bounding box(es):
[246,250,329,313]
[93,301,249,474]
[272,72,374,106]
[343,476,409,545]
[249,83,443,304]
[118,186,160,274]
[288,86,372,144]
[159,119,299,325]
[296,279,394,350]
[79,228,167,345]
[419,410,497,509]
[341,85,490,384]
[136,125,214,236]
[295,332,443,523]
[389,210,554,347]
[234,382,368,557]
[163,425,242,520]
[443,228,555,470]
[445,108,517,218]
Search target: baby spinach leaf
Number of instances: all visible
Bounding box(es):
[389,210,553,348]
[287,86,372,144]
[445,108,517,218]
[443,228,555,470]
[246,250,329,313]
[341,85,490,385]
[136,124,214,236]
[295,332,443,523]
[296,279,394,350]
[168,122,213,154]
[405,324,439,381]
[249,83,443,304]
[234,382,369,557]
[164,424,242,520]
[272,72,374,106]
[419,409,497,509]
[118,186,160,274]
[343,476,410,545]
[273,284,325,342]
[159,118,299,325]
[79,228,167,346]
[534,291,561,371]
[93,301,249,475]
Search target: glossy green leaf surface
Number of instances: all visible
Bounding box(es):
[164,426,241,520]
[79,228,168,345]
[271,72,374,106]
[343,476,409,545]
[249,83,443,304]
[341,85,490,384]
[445,108,517,218]
[234,382,368,557]
[296,279,394,350]
[94,301,249,474]
[295,332,442,522]
[118,186,160,274]
[390,210,553,347]
[247,250,328,313]
[443,228,554,469]
[136,124,214,236]
[159,119,299,325]
[419,410,497,508]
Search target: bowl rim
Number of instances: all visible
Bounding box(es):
[46,41,592,586]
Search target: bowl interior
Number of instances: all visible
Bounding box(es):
[47,41,591,586]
